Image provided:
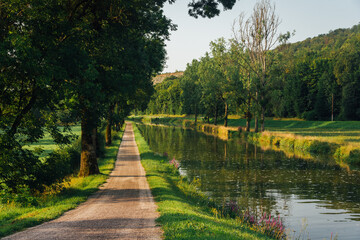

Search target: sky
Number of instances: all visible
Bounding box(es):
[162,0,360,73]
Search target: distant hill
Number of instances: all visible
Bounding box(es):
[152,71,184,85]
[280,23,360,56]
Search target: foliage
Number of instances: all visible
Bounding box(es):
[220,202,285,239]
[0,132,81,197]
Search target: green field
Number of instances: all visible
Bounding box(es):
[24,125,82,157]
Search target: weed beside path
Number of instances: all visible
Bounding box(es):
[133,123,274,240]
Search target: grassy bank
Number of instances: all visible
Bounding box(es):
[133,123,274,240]
[0,129,124,238]
[131,115,360,167]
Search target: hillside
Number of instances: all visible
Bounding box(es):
[283,23,360,56]
[152,71,184,85]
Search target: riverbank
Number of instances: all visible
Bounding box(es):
[0,129,124,238]
[132,123,275,240]
[131,115,360,168]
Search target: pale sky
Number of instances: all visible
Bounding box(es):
[162,0,360,73]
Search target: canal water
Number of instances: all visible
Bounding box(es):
[137,124,360,239]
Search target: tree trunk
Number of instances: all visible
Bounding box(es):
[254,116,258,133]
[79,109,99,177]
[214,105,218,125]
[224,103,228,127]
[105,104,115,146]
[194,104,198,125]
[331,93,334,121]
[261,106,265,132]
[95,127,101,158]
[105,121,111,146]
[246,116,251,132]
[246,94,251,132]
[254,91,259,133]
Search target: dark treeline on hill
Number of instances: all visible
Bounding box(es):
[0,0,237,195]
[143,23,360,126]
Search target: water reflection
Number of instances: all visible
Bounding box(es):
[138,124,360,239]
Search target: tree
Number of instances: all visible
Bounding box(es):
[188,0,237,18]
[232,0,281,132]
[210,38,242,127]
[181,60,202,124]
[198,54,224,125]
[334,34,360,120]
[0,0,80,192]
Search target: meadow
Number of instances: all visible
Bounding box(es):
[24,125,82,157]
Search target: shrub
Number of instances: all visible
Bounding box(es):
[0,135,82,203]
[220,201,286,239]
[0,135,44,193]
[308,140,332,154]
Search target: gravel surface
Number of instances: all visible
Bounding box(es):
[4,123,162,240]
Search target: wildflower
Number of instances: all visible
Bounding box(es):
[169,158,180,169]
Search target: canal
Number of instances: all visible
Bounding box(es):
[137,124,360,239]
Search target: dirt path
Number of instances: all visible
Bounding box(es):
[4,123,162,240]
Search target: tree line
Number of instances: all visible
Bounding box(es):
[0,0,237,194]
[145,19,360,128]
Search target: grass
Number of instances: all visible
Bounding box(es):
[132,123,274,240]
[227,118,360,146]
[25,125,82,157]
[0,129,124,238]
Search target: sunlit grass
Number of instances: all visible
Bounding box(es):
[25,125,82,157]
[0,129,123,238]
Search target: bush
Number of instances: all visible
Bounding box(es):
[308,140,332,154]
[0,135,82,202]
[302,110,317,121]
[0,135,44,193]
[0,185,39,206]
[348,149,360,165]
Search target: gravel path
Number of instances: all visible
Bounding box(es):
[4,123,162,240]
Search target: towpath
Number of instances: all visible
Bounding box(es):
[4,122,162,240]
